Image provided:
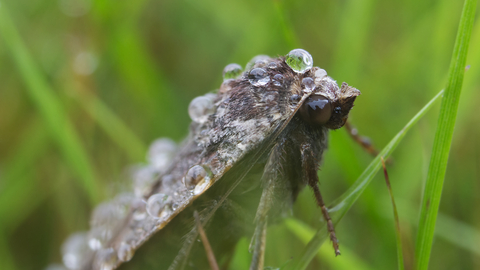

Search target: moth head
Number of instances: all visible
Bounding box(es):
[297,70,361,130]
[282,49,361,129]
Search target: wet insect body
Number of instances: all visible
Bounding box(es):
[59,49,360,270]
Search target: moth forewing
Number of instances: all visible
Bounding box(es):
[59,49,360,270]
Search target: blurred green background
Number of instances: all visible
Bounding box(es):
[0,0,479,269]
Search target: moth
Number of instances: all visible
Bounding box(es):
[59,49,360,270]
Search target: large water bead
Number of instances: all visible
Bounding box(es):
[188,96,215,123]
[146,193,172,219]
[285,49,313,74]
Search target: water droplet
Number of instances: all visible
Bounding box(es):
[314,68,327,82]
[146,193,172,219]
[273,74,284,86]
[97,247,118,270]
[147,138,176,171]
[222,63,243,81]
[204,93,217,102]
[302,77,315,93]
[117,242,135,262]
[182,165,213,195]
[285,49,313,74]
[188,96,215,123]
[131,166,158,197]
[246,55,270,70]
[113,193,134,215]
[267,62,278,69]
[62,232,92,270]
[88,227,112,250]
[90,202,116,228]
[182,165,207,190]
[248,68,270,87]
[132,209,147,221]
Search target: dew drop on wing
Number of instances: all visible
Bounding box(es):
[146,193,173,219]
[248,68,270,87]
[302,77,316,93]
[314,68,328,82]
[182,165,208,191]
[188,96,215,123]
[267,61,278,69]
[61,232,92,270]
[131,166,159,198]
[88,227,112,251]
[117,242,135,262]
[245,54,270,70]
[222,63,243,81]
[147,138,177,171]
[97,247,118,270]
[273,73,284,86]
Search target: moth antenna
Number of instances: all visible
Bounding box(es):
[344,121,390,161]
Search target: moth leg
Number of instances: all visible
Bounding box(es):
[301,143,341,256]
[194,211,219,270]
[249,143,284,270]
[344,120,379,157]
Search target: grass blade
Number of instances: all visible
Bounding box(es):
[285,218,373,270]
[0,3,101,204]
[286,90,444,270]
[73,90,147,161]
[414,0,477,268]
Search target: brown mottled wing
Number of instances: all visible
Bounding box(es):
[87,57,307,270]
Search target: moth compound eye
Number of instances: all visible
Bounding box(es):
[299,95,332,126]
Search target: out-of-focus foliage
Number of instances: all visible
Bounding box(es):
[0,0,479,269]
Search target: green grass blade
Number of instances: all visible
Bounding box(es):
[414,0,477,268]
[285,218,373,270]
[273,0,301,49]
[286,90,443,270]
[385,198,480,256]
[74,90,147,161]
[0,3,101,204]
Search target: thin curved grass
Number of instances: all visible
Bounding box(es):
[285,90,444,270]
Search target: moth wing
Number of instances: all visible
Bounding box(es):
[76,57,308,270]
